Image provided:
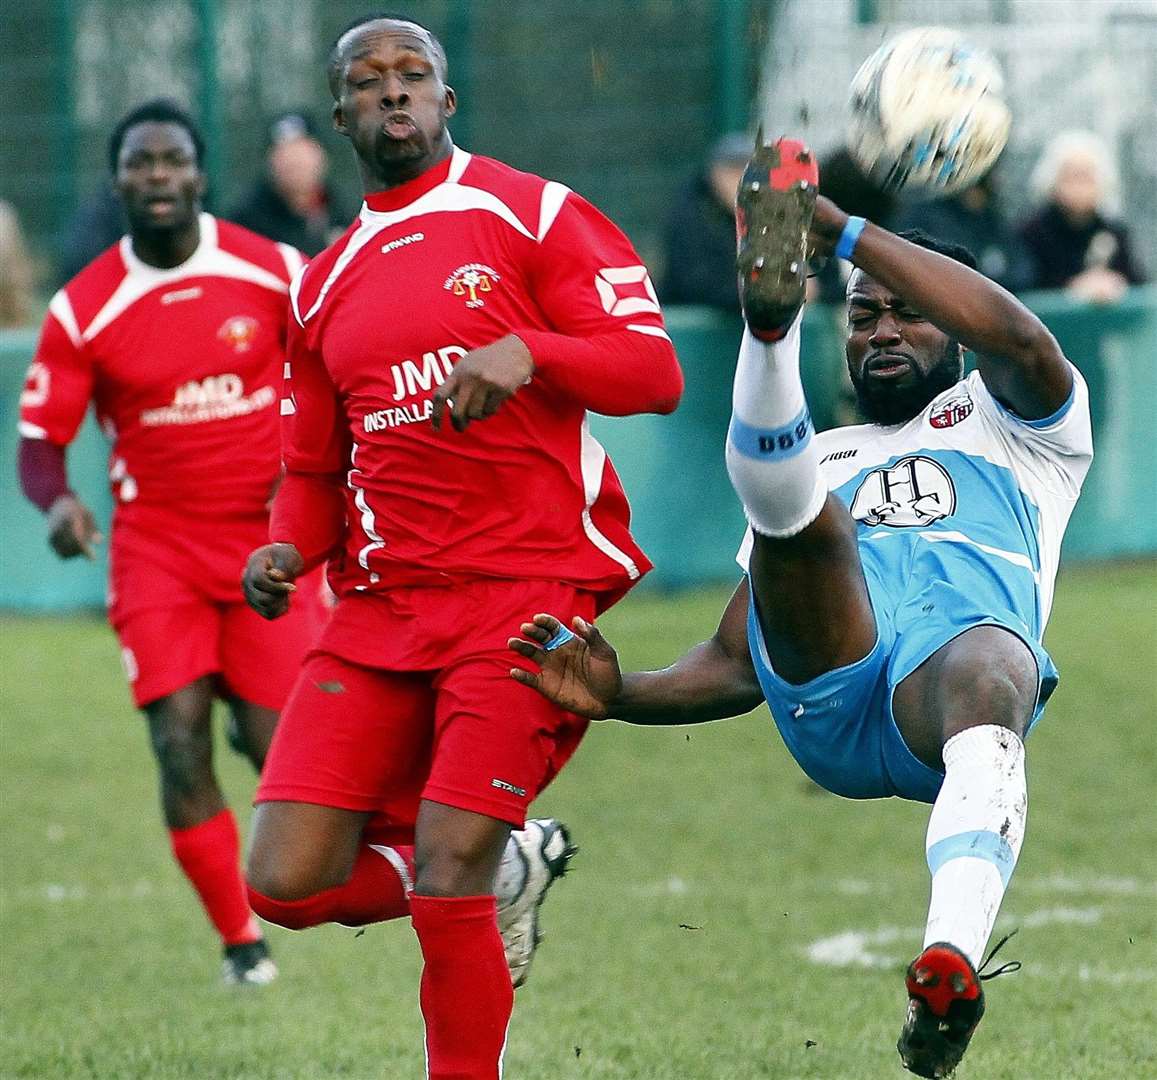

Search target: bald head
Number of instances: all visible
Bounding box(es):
[327,15,447,100]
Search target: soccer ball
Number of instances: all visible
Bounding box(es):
[847,27,1011,196]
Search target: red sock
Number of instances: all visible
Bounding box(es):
[169,809,259,947]
[410,894,514,1080]
[248,844,413,930]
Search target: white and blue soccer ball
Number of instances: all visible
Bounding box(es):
[847,27,1011,197]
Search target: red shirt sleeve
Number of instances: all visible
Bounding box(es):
[267,312,348,570]
[19,295,94,447]
[517,191,683,416]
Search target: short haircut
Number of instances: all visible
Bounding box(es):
[327,12,447,100]
[108,99,204,173]
[895,227,979,271]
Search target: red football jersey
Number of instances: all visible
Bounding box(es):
[20,215,303,517]
[275,147,682,599]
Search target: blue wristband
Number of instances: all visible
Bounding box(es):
[835,215,867,261]
[543,625,577,652]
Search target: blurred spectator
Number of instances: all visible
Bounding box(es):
[0,201,37,327]
[815,145,900,302]
[893,169,1034,293]
[658,132,751,313]
[54,183,124,287]
[229,110,354,255]
[1018,130,1147,303]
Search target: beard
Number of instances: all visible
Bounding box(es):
[850,341,964,425]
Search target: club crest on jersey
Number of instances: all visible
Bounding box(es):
[929,393,974,429]
[444,264,500,309]
[217,315,260,353]
[850,455,957,528]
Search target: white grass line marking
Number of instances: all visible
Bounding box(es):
[2,879,181,904]
[804,908,1106,971]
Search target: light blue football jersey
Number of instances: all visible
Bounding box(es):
[738,365,1093,800]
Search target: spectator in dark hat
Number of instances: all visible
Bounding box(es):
[659,132,754,313]
[229,110,355,255]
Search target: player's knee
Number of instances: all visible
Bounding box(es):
[245,848,332,903]
[148,721,214,792]
[938,632,1037,734]
[413,840,499,897]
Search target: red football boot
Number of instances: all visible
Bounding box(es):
[735,134,819,342]
[898,934,1020,1078]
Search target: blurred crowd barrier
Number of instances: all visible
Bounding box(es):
[2,287,1155,609]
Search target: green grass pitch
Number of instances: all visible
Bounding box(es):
[2,562,1155,1079]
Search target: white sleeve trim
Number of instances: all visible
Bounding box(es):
[537,181,571,242]
[288,265,308,328]
[277,243,306,282]
[48,291,84,350]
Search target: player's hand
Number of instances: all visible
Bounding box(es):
[46,494,103,560]
[242,543,305,620]
[807,195,850,260]
[508,613,622,721]
[431,334,534,433]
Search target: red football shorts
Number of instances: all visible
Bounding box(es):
[255,578,598,831]
[107,507,326,709]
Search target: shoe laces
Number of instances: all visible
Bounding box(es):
[978,929,1022,981]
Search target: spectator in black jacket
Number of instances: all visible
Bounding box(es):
[230,111,355,256]
[1018,130,1147,303]
[659,132,752,314]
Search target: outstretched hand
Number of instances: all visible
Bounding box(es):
[242,543,304,620]
[431,334,534,433]
[46,494,103,560]
[508,613,623,720]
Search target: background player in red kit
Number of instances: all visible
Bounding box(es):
[18,100,325,986]
[240,15,682,1079]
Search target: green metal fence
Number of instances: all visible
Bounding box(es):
[1,0,762,278]
[3,288,1154,610]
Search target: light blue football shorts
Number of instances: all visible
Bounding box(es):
[745,534,1056,804]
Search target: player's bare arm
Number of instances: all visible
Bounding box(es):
[809,194,1072,420]
[45,492,103,560]
[242,542,304,620]
[509,580,763,724]
[430,334,534,433]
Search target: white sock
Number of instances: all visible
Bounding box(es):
[725,315,827,538]
[923,725,1027,967]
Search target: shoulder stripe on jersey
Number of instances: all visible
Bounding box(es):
[308,182,539,322]
[84,245,289,342]
[360,182,536,241]
[447,145,472,182]
[300,218,393,324]
[18,420,49,439]
[579,416,640,579]
[625,322,671,341]
[537,181,571,242]
[288,264,309,328]
[48,291,83,350]
[277,243,306,282]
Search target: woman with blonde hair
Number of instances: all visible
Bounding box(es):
[0,200,37,327]
[1018,130,1146,302]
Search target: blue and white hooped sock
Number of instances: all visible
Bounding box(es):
[923,725,1027,967]
[725,314,827,539]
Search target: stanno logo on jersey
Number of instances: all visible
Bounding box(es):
[140,373,275,427]
[217,315,260,353]
[850,455,957,528]
[929,393,974,429]
[444,264,501,309]
[381,232,425,255]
